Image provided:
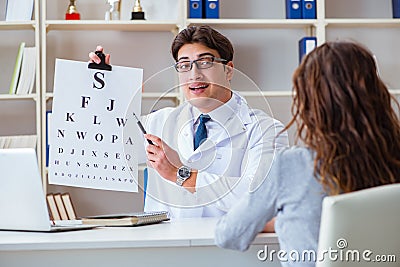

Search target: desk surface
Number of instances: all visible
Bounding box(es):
[0,217,278,251]
[0,218,280,267]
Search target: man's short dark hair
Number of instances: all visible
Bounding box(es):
[171,25,234,62]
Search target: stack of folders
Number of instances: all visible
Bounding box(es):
[0,135,37,149]
[9,43,37,95]
[81,211,170,227]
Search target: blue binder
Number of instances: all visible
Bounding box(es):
[286,0,302,19]
[46,110,52,167]
[302,0,316,19]
[189,0,203,18]
[299,37,317,64]
[143,167,148,203]
[393,0,400,18]
[205,0,219,19]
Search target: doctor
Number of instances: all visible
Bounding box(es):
[90,25,289,218]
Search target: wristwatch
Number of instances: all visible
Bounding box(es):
[176,165,191,186]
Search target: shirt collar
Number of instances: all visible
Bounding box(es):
[191,92,238,126]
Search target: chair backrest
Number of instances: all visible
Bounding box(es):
[317,183,400,267]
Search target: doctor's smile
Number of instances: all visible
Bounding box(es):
[188,82,208,94]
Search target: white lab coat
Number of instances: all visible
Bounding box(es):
[141,91,289,218]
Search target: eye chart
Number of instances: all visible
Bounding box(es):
[49,58,142,192]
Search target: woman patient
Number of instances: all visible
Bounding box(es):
[214,41,400,266]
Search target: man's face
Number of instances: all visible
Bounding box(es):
[176,43,234,113]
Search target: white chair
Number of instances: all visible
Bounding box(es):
[317,183,400,267]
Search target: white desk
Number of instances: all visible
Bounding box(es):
[0,217,280,267]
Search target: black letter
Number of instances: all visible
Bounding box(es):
[116,118,127,127]
[93,115,101,125]
[93,72,105,89]
[111,135,118,143]
[57,129,65,138]
[66,113,75,122]
[76,131,87,140]
[81,96,91,108]
[106,99,115,111]
[95,133,104,142]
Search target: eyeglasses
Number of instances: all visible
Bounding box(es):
[174,56,228,73]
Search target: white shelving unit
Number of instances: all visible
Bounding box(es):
[0,20,37,30]
[44,20,179,32]
[0,0,41,166]
[7,0,395,215]
[0,94,38,100]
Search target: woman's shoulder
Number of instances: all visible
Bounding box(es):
[276,146,314,167]
[279,145,312,156]
[273,146,318,194]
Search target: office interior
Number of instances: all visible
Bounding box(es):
[0,1,399,265]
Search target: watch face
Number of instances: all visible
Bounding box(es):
[178,166,191,178]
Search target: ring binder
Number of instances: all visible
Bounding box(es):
[302,0,316,19]
[393,0,400,18]
[286,0,302,19]
[88,51,112,71]
[298,36,317,64]
[189,0,203,18]
[205,0,219,19]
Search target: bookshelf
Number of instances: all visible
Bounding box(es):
[3,0,395,215]
[0,0,41,164]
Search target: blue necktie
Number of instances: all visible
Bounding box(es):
[194,114,211,150]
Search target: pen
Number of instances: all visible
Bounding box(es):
[133,113,154,145]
